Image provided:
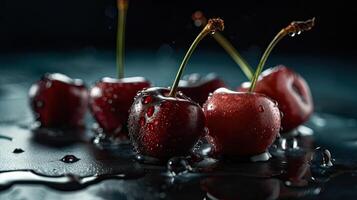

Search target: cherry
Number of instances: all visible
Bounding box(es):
[89,0,150,139]
[128,87,205,158]
[178,73,225,105]
[202,16,315,132]
[238,18,315,132]
[29,73,89,129]
[239,66,313,132]
[128,18,224,159]
[89,77,150,137]
[203,88,281,156]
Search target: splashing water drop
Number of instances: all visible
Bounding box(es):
[311,147,333,168]
[167,157,192,176]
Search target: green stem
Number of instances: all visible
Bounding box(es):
[169,28,211,97]
[213,32,254,80]
[249,29,286,92]
[116,0,127,79]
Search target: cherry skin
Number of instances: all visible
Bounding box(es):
[29,73,89,129]
[89,77,150,138]
[178,73,226,105]
[128,87,206,159]
[203,88,281,157]
[238,65,313,132]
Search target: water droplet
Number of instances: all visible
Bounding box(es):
[139,117,146,126]
[13,148,24,154]
[167,157,192,176]
[147,123,154,131]
[107,99,113,104]
[289,32,296,37]
[273,100,278,107]
[36,100,44,108]
[60,155,80,163]
[279,110,284,118]
[142,95,152,104]
[45,81,52,88]
[311,147,333,168]
[146,106,155,117]
[297,30,302,35]
[258,105,264,112]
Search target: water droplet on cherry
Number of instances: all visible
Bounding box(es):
[146,106,155,117]
[139,117,146,126]
[60,155,80,163]
[258,105,264,112]
[147,123,154,131]
[45,81,52,88]
[289,32,296,37]
[142,95,152,104]
[280,111,284,119]
[36,100,44,108]
[167,157,192,176]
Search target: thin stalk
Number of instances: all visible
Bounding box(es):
[116,0,128,79]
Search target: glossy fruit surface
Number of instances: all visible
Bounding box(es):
[128,87,205,159]
[203,88,281,156]
[239,65,313,132]
[89,77,150,137]
[178,73,225,105]
[29,73,89,128]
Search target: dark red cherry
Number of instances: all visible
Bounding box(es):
[89,77,150,138]
[29,73,89,128]
[128,87,205,159]
[203,88,281,157]
[238,65,313,132]
[178,73,226,105]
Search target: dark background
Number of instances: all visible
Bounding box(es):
[0,0,355,54]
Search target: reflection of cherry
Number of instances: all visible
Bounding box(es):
[128,18,224,159]
[203,88,281,156]
[201,176,280,199]
[29,73,89,129]
[89,0,151,138]
[239,66,313,132]
[178,73,225,105]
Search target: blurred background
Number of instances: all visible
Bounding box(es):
[0,0,356,122]
[1,0,355,54]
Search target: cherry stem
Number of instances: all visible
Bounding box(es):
[168,18,224,97]
[249,18,316,92]
[192,12,253,80]
[213,33,254,80]
[116,0,128,79]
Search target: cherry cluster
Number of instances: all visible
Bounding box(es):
[28,2,316,161]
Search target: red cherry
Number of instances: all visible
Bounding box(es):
[238,66,313,132]
[128,18,223,159]
[29,73,89,128]
[128,87,205,159]
[178,73,226,105]
[89,77,150,138]
[203,88,281,156]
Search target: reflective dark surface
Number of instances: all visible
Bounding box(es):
[0,50,357,199]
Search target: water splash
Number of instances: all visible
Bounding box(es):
[167,157,192,176]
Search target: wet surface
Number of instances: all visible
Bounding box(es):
[0,50,357,199]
